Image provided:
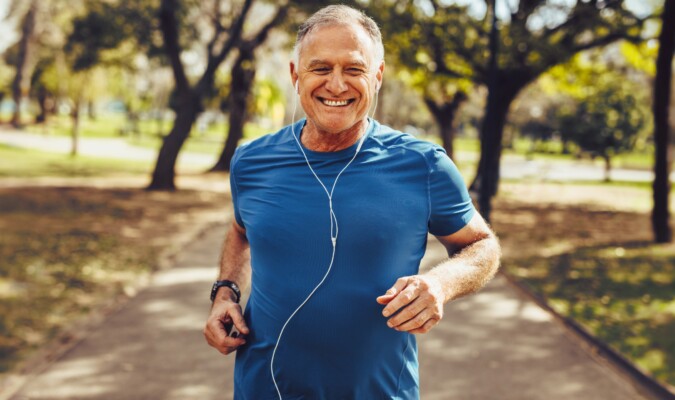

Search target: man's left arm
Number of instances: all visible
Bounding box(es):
[376,213,501,334]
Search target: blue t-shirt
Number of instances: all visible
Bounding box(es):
[231,119,475,399]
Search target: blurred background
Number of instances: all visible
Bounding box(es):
[0,0,673,397]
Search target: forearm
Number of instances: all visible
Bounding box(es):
[215,222,251,302]
[425,235,501,303]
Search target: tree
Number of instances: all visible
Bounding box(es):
[377,3,473,159]
[379,0,650,221]
[7,0,38,127]
[652,0,674,243]
[148,0,296,190]
[210,5,288,172]
[3,0,80,127]
[66,0,169,137]
[558,85,648,181]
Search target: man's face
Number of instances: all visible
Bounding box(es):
[291,24,384,135]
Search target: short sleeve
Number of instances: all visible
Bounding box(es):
[427,146,476,236]
[230,148,245,228]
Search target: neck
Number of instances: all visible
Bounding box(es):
[301,119,369,152]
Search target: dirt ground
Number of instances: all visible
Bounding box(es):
[494,182,668,260]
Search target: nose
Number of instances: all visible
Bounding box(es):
[324,72,348,95]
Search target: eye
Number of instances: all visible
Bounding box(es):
[312,67,331,75]
[347,68,365,75]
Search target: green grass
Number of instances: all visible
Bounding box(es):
[0,144,153,178]
[504,137,655,170]
[505,244,675,386]
[0,186,227,373]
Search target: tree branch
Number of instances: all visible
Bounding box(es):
[159,0,189,93]
[245,4,288,50]
[197,0,254,94]
[212,0,253,67]
[207,0,226,58]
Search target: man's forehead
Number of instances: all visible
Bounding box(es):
[299,24,376,65]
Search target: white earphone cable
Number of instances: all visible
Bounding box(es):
[270,83,379,400]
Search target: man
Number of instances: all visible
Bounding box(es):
[204,5,501,399]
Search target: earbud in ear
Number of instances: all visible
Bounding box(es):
[376,82,381,92]
[295,81,299,94]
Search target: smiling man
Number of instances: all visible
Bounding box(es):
[204,5,501,400]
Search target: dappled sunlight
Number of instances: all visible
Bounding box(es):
[10,225,234,400]
[417,275,639,399]
[151,267,215,287]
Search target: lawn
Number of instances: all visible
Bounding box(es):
[0,185,229,373]
[494,182,675,388]
[510,244,674,385]
[0,143,153,178]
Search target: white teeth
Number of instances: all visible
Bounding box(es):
[322,99,350,107]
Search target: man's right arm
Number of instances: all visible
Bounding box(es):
[203,220,251,355]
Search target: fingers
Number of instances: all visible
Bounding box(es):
[385,297,426,328]
[379,275,445,334]
[228,306,250,335]
[204,302,248,355]
[376,278,408,304]
[409,318,438,334]
[381,277,419,317]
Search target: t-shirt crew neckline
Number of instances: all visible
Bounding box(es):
[293,118,377,160]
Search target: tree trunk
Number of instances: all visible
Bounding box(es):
[474,0,501,222]
[71,101,80,157]
[652,0,674,243]
[35,87,48,124]
[604,155,611,182]
[88,100,96,120]
[148,93,200,190]
[11,1,37,128]
[424,91,467,161]
[471,82,519,220]
[210,49,256,172]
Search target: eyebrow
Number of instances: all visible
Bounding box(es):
[306,59,369,69]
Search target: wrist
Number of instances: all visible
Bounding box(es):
[215,286,238,303]
[210,280,241,303]
[423,269,452,303]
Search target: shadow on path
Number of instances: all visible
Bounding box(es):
[9,227,647,400]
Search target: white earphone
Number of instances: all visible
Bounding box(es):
[271,76,379,400]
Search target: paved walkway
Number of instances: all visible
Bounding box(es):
[5,223,650,400]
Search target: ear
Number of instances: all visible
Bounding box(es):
[290,61,299,94]
[375,61,385,92]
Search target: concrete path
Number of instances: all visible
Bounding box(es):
[6,223,650,400]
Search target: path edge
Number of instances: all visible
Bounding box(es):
[0,216,224,400]
[499,270,675,400]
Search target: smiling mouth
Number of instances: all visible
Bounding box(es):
[318,97,355,107]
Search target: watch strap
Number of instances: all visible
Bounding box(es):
[210,280,241,303]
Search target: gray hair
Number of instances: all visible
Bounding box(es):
[292,5,385,67]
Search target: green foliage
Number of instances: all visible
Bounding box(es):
[620,41,658,76]
[547,55,651,160]
[66,0,163,72]
[506,244,675,386]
